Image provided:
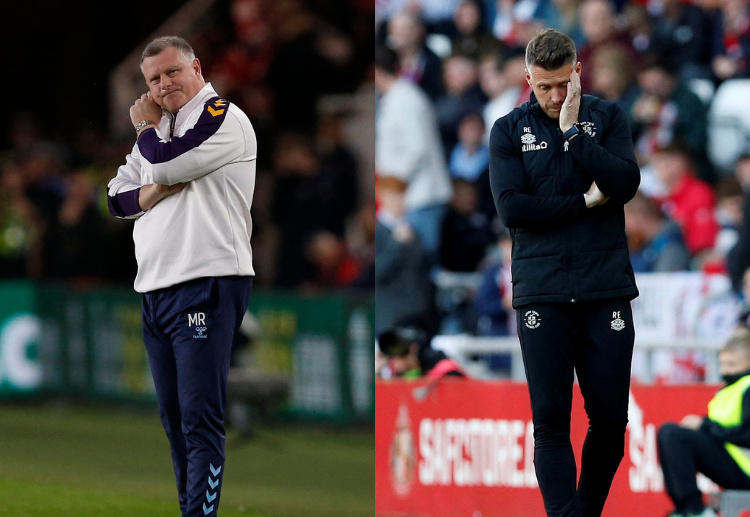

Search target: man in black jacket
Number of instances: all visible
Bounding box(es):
[489,29,640,516]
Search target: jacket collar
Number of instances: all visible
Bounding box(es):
[171,82,219,127]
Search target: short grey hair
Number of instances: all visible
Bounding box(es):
[140,36,196,69]
[525,28,577,71]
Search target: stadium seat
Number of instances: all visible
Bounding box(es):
[708,79,750,174]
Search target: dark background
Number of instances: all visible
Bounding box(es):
[0,1,191,146]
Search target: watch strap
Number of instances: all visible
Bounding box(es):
[563,123,583,141]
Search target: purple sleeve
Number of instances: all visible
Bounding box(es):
[107,188,142,218]
[137,96,227,165]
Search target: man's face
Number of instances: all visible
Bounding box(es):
[526,62,581,119]
[141,46,205,113]
[720,349,750,377]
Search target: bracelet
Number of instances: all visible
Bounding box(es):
[134,120,156,134]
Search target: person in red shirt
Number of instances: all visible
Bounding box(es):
[651,143,719,261]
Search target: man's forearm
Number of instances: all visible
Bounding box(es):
[139,183,186,211]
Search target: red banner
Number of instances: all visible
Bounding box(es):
[375,379,720,517]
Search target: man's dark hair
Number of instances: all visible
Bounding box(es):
[525,28,577,71]
[374,44,399,76]
[141,35,196,68]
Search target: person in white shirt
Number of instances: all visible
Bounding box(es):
[375,44,452,262]
[107,36,255,517]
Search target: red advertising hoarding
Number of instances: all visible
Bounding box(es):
[376,379,719,517]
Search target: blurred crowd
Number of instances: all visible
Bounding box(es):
[0,0,375,293]
[374,0,750,338]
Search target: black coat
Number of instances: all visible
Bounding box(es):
[489,93,640,308]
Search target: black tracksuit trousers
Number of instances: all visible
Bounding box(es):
[516,298,635,517]
[658,423,750,514]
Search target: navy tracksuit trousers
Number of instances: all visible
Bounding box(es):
[142,276,253,517]
[516,298,635,517]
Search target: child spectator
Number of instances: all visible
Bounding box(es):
[657,328,750,517]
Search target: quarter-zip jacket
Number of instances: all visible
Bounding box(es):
[107,83,256,293]
[489,92,640,308]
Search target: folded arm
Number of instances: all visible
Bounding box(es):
[489,121,586,229]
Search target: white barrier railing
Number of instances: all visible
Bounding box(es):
[431,334,724,384]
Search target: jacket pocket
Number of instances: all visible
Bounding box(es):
[573,249,633,294]
[512,255,564,298]
[574,219,624,252]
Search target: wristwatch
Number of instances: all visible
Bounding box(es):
[134,120,156,134]
[563,123,584,141]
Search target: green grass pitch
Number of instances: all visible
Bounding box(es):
[0,404,374,517]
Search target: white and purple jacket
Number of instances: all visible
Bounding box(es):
[107,83,256,293]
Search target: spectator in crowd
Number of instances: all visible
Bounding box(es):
[728,154,750,292]
[301,230,362,292]
[490,0,547,47]
[440,178,496,272]
[434,52,488,156]
[650,143,719,261]
[374,176,436,336]
[712,175,744,269]
[316,112,360,199]
[264,0,360,133]
[538,0,585,47]
[377,318,465,379]
[479,46,527,144]
[271,132,358,288]
[380,0,465,35]
[736,266,750,328]
[386,10,445,101]
[648,0,713,80]
[375,44,453,260]
[16,141,66,227]
[622,3,652,56]
[474,231,514,336]
[450,0,498,59]
[631,56,710,181]
[589,43,639,112]
[657,328,750,517]
[449,111,495,218]
[347,202,376,291]
[624,191,691,272]
[0,161,41,278]
[711,0,750,82]
[43,169,108,282]
[577,0,635,93]
[449,111,490,182]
